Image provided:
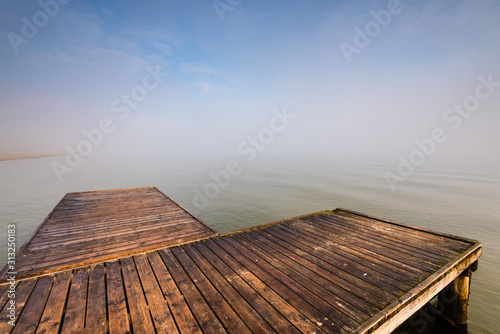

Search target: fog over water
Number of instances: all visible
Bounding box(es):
[1,0,499,332]
[1,156,499,333]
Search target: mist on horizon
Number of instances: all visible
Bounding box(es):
[1,0,499,169]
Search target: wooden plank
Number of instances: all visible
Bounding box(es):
[223,235,357,332]
[134,254,179,334]
[45,202,183,219]
[23,220,207,256]
[61,267,88,334]
[336,208,478,244]
[120,257,156,333]
[27,220,208,250]
[46,205,183,221]
[313,216,446,264]
[289,219,429,278]
[46,200,184,214]
[238,232,374,320]
[46,196,176,210]
[201,238,312,333]
[0,282,15,312]
[35,211,189,235]
[33,210,196,234]
[11,275,54,334]
[21,227,209,266]
[171,246,252,333]
[0,194,66,280]
[181,243,277,334]
[333,211,469,255]
[36,271,72,334]
[309,218,439,272]
[232,232,367,327]
[159,248,226,334]
[192,241,300,333]
[0,279,37,332]
[106,261,131,334]
[65,186,157,196]
[279,223,418,286]
[322,214,460,260]
[1,187,217,281]
[270,225,410,293]
[34,214,191,238]
[147,251,202,334]
[17,227,210,272]
[85,264,107,333]
[259,228,395,304]
[210,238,332,333]
[288,219,423,282]
[355,243,482,334]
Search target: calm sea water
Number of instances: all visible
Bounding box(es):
[0,155,498,333]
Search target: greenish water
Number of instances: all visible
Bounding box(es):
[0,156,498,333]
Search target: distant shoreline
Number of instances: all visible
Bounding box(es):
[0,153,63,162]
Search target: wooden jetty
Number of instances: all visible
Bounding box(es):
[0,187,216,281]
[0,187,482,333]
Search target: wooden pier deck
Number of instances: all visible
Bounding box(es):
[0,189,482,333]
[0,187,217,281]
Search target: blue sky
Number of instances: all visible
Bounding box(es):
[1,0,499,164]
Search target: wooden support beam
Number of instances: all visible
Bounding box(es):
[439,265,474,326]
[471,260,479,272]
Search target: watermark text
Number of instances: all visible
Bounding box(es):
[6,224,17,326]
[385,74,499,191]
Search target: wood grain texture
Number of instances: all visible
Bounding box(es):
[0,196,482,333]
[0,187,217,281]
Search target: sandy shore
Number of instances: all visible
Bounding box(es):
[0,153,63,162]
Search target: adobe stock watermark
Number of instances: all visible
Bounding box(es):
[193,107,296,209]
[398,288,460,334]
[6,224,17,326]
[213,0,243,21]
[340,0,410,64]
[52,65,169,182]
[385,74,500,192]
[7,0,70,55]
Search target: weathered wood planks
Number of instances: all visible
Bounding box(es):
[0,188,482,333]
[0,187,217,281]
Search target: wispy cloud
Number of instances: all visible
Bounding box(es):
[180,62,219,77]
[179,62,227,94]
[1,0,499,164]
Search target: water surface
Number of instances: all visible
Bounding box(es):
[0,156,498,333]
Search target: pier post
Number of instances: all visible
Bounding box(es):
[439,262,477,325]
